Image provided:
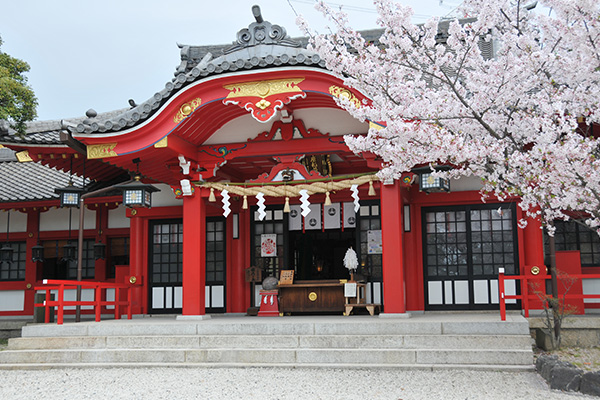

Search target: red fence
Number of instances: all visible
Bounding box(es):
[499,269,600,321]
[34,279,132,325]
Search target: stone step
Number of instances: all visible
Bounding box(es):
[7,334,532,351]
[20,318,530,338]
[0,347,533,366]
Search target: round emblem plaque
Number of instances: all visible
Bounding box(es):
[308,292,317,302]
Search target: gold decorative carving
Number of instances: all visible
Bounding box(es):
[15,150,33,162]
[224,78,305,100]
[329,85,361,108]
[308,292,317,302]
[87,143,118,159]
[531,266,541,275]
[256,99,271,110]
[154,137,168,148]
[174,97,202,123]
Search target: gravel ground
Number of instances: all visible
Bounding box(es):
[0,367,595,400]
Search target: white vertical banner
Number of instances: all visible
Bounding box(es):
[343,202,356,228]
[304,204,321,230]
[288,205,302,231]
[324,203,341,229]
[261,234,277,257]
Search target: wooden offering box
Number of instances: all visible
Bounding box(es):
[278,280,365,314]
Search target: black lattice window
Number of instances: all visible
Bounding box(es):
[0,241,26,281]
[252,208,285,278]
[151,222,183,284]
[66,240,95,279]
[358,202,382,279]
[206,219,225,283]
[425,210,469,277]
[545,221,600,266]
[470,208,516,276]
[106,237,130,279]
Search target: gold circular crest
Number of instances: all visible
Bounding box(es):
[531,266,541,275]
[129,276,137,284]
[180,103,193,116]
[256,82,270,97]
[308,292,317,302]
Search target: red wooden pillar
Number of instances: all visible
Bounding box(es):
[182,192,206,316]
[129,215,145,314]
[523,215,546,309]
[230,207,249,313]
[23,209,39,314]
[380,181,406,314]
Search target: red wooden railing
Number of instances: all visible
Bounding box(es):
[499,268,600,321]
[34,279,132,325]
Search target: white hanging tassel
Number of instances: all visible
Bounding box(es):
[350,184,360,212]
[368,180,376,196]
[324,191,332,206]
[299,189,311,217]
[242,195,248,210]
[221,189,231,217]
[208,188,216,202]
[256,192,266,220]
[284,196,290,213]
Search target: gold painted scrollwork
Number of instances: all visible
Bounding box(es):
[224,78,305,100]
[174,97,202,123]
[87,143,118,159]
[329,85,361,108]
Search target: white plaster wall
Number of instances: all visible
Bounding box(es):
[0,211,27,233]
[204,108,368,145]
[40,207,96,232]
[0,290,25,311]
[108,205,130,229]
[151,184,182,207]
[450,175,484,192]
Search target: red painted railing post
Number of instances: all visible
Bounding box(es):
[44,288,50,323]
[95,284,101,322]
[127,286,132,320]
[522,274,530,318]
[115,287,121,320]
[499,268,506,321]
[57,283,64,325]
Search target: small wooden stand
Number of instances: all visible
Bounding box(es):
[343,282,380,316]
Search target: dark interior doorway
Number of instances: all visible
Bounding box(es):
[288,230,356,280]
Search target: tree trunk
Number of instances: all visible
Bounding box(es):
[548,223,561,346]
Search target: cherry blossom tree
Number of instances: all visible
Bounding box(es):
[298,0,600,235]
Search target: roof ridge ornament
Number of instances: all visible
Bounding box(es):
[224,5,301,54]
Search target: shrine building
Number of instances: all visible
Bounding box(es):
[0,6,598,320]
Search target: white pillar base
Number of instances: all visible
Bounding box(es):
[176,314,212,321]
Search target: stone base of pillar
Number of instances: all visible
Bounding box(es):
[176,314,212,321]
[378,312,411,319]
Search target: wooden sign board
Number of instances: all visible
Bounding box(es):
[279,270,294,285]
[245,266,263,283]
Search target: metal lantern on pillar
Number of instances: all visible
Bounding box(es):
[55,184,84,208]
[414,165,451,193]
[31,243,44,263]
[62,241,76,261]
[93,241,106,260]
[0,211,13,263]
[115,176,160,208]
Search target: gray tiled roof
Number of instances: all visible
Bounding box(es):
[0,149,83,203]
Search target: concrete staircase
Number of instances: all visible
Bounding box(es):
[0,314,534,370]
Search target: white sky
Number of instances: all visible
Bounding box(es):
[0,0,460,121]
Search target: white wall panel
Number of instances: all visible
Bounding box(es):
[0,290,25,311]
[473,280,489,304]
[174,287,183,308]
[583,279,600,303]
[40,207,96,231]
[212,285,225,308]
[153,287,164,309]
[428,281,443,305]
[151,184,183,207]
[108,205,129,229]
[0,211,27,233]
[454,280,469,304]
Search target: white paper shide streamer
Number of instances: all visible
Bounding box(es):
[256,192,266,220]
[299,189,311,217]
[350,184,360,212]
[221,189,231,217]
[344,247,359,273]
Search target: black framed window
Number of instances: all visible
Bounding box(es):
[251,207,285,278]
[41,239,95,280]
[358,202,382,279]
[0,241,26,281]
[150,222,183,284]
[106,237,130,279]
[206,219,225,283]
[545,221,600,266]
